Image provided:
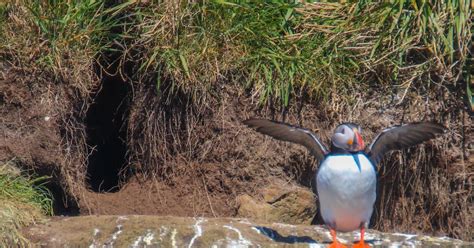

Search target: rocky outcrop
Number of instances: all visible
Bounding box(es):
[25,216,471,247]
[236,182,316,225]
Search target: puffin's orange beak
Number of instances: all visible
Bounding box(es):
[355,131,364,150]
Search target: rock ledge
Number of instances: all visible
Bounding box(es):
[26,215,470,247]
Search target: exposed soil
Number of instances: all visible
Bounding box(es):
[80,173,236,217]
[0,57,472,241]
[0,64,79,215]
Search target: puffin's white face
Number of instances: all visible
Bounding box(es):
[332,124,365,151]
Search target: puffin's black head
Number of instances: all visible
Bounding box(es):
[332,123,365,152]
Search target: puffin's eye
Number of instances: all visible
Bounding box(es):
[341,128,345,134]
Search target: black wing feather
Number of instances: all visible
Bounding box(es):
[243,118,328,162]
[367,122,445,164]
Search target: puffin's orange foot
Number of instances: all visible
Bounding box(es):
[328,228,347,248]
[352,241,370,248]
[328,242,348,248]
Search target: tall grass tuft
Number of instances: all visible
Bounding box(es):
[0,0,470,241]
[117,0,470,106]
[0,161,53,246]
[0,0,117,78]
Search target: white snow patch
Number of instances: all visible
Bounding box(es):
[159,226,169,238]
[102,224,123,247]
[320,229,349,243]
[131,237,141,247]
[238,219,252,225]
[438,236,459,242]
[320,230,347,244]
[111,225,123,241]
[336,237,348,243]
[143,231,155,244]
[392,233,417,240]
[188,218,205,248]
[88,228,101,248]
[313,226,326,231]
[252,227,274,240]
[352,230,378,241]
[223,225,253,247]
[171,228,178,248]
[88,241,98,248]
[131,230,155,247]
[211,239,226,248]
[321,230,332,240]
[274,223,295,229]
[308,244,325,248]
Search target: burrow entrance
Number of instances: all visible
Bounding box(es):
[85,72,131,193]
[47,181,80,215]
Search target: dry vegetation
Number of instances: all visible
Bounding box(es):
[0,0,472,241]
[0,161,52,247]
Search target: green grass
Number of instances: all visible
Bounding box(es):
[0,161,53,247]
[0,0,471,242]
[0,0,117,74]
[0,1,469,105]
[115,0,470,106]
[29,0,120,70]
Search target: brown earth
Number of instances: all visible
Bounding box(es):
[80,175,235,217]
[0,56,473,242]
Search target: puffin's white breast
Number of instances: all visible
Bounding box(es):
[316,153,376,232]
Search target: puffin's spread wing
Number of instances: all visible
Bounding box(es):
[367,122,445,164]
[243,118,328,162]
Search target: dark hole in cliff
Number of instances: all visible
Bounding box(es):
[47,181,80,216]
[85,71,131,193]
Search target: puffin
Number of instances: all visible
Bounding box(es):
[244,118,445,248]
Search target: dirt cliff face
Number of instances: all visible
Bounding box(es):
[25,216,472,247]
[0,2,472,241]
[0,59,473,240]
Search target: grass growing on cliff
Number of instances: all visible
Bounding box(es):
[0,161,53,247]
[28,0,113,68]
[0,0,471,241]
[0,0,115,82]
[1,0,469,105]
[113,1,472,240]
[118,0,470,106]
